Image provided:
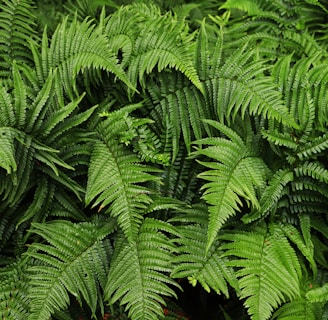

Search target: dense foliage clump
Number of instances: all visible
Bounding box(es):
[0,0,327,319]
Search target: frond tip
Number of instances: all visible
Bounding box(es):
[104,218,181,320]
[220,222,302,320]
[194,120,268,250]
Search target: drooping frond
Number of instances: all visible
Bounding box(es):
[102,3,203,93]
[170,205,239,297]
[198,25,295,126]
[220,222,302,320]
[0,0,37,78]
[194,119,268,250]
[86,104,161,242]
[32,15,133,97]
[242,168,294,223]
[104,218,180,320]
[26,219,115,320]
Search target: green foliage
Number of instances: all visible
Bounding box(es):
[0,0,327,319]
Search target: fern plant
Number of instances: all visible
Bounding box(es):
[0,0,328,319]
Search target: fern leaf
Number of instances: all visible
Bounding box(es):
[0,85,16,127]
[295,133,328,161]
[0,127,17,174]
[294,161,328,183]
[221,222,302,320]
[220,0,261,15]
[104,3,203,93]
[0,260,30,320]
[42,16,133,97]
[0,0,37,77]
[104,218,180,320]
[194,120,268,250]
[25,69,54,133]
[306,283,328,303]
[242,169,294,223]
[146,72,207,160]
[272,299,322,320]
[26,219,115,320]
[86,106,161,241]
[171,207,239,297]
[278,222,316,275]
[200,29,297,127]
[12,62,28,128]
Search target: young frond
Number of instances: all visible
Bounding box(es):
[221,222,302,320]
[104,218,181,320]
[26,219,115,320]
[194,120,268,250]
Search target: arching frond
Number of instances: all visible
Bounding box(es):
[171,205,239,297]
[103,3,203,93]
[26,219,115,320]
[34,16,133,97]
[194,120,268,250]
[104,218,180,320]
[221,222,302,320]
[86,105,161,242]
[242,168,294,223]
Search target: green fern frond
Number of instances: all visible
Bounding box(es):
[242,168,294,223]
[262,129,299,150]
[295,133,328,160]
[279,222,316,274]
[0,127,17,174]
[220,0,261,15]
[307,283,328,303]
[104,218,180,320]
[0,260,30,320]
[103,3,203,93]
[171,206,239,297]
[0,0,37,77]
[37,16,133,97]
[221,222,302,320]
[283,30,327,59]
[294,161,328,183]
[0,85,16,127]
[194,120,268,250]
[86,106,161,242]
[26,219,115,320]
[146,71,207,160]
[203,42,295,126]
[272,298,322,320]
[25,69,54,133]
